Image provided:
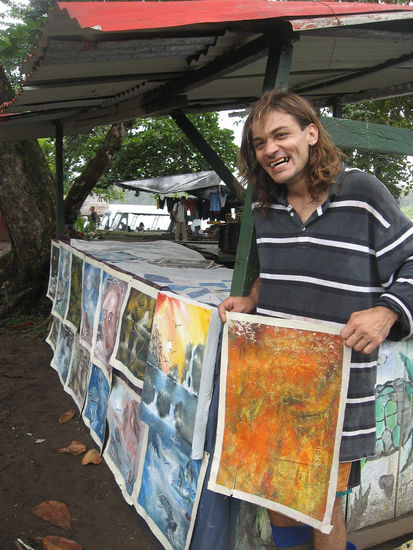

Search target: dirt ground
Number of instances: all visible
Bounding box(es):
[0,325,163,550]
[1,320,412,550]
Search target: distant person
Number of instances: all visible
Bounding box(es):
[194,225,203,236]
[137,222,145,232]
[90,206,98,225]
[172,197,188,242]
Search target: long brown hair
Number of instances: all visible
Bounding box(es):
[239,89,344,206]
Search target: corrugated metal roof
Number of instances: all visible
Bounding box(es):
[1,0,412,140]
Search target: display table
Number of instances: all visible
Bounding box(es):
[46,238,413,550]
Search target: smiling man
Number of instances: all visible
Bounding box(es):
[218,90,413,550]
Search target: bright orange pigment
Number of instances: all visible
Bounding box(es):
[216,320,344,520]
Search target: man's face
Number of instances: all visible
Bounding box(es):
[102,286,122,357]
[251,109,318,190]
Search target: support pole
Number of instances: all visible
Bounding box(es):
[171,112,244,203]
[230,40,293,297]
[54,120,64,234]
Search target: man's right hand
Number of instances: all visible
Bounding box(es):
[218,295,257,323]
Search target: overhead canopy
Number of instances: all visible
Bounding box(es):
[116,171,227,198]
[1,0,413,140]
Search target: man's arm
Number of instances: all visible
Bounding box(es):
[218,277,260,323]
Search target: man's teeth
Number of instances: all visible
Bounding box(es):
[271,157,289,168]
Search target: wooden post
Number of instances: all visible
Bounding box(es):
[230,40,293,296]
[54,120,64,234]
[171,112,245,203]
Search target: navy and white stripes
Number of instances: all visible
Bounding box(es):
[252,166,413,462]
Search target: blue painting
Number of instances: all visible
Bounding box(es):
[47,242,60,301]
[140,362,198,450]
[46,315,60,352]
[94,272,128,370]
[52,322,75,384]
[135,428,201,550]
[65,338,91,412]
[53,245,71,319]
[83,363,110,448]
[103,375,146,503]
[80,261,101,348]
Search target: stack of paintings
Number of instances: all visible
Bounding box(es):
[45,240,218,550]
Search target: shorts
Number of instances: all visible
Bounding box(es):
[336,460,361,497]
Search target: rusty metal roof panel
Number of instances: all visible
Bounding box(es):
[1,0,413,139]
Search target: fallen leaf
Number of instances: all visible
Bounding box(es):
[57,441,86,456]
[31,500,71,531]
[42,536,83,550]
[58,410,75,425]
[81,449,102,465]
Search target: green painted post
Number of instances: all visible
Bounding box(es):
[230,41,293,296]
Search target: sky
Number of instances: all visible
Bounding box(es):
[219,110,245,147]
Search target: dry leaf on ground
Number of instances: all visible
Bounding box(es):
[58,410,76,425]
[31,500,71,531]
[81,449,102,465]
[57,441,87,456]
[42,535,83,550]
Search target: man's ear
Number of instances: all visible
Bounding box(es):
[307,123,318,146]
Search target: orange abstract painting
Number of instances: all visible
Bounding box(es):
[208,312,350,532]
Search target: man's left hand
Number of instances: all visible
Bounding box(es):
[340,306,399,354]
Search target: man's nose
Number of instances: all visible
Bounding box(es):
[264,138,278,156]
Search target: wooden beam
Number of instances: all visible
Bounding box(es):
[230,39,293,297]
[142,25,294,113]
[171,112,245,202]
[295,50,413,95]
[321,116,413,155]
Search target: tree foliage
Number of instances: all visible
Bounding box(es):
[63,114,239,192]
[0,0,54,88]
[342,97,413,201]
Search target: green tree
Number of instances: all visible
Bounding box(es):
[63,115,238,190]
[342,97,413,201]
[0,1,238,319]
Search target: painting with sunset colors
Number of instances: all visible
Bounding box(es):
[208,311,351,533]
[140,291,220,459]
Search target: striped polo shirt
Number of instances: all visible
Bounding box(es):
[252,166,413,462]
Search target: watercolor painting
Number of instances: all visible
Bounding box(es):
[83,363,111,448]
[53,244,71,320]
[134,427,207,550]
[140,292,219,458]
[93,271,129,371]
[112,281,158,387]
[46,315,60,352]
[64,337,91,412]
[346,339,413,533]
[47,242,60,301]
[66,251,84,331]
[51,322,76,385]
[103,375,147,504]
[209,312,350,533]
[140,361,198,449]
[80,261,101,349]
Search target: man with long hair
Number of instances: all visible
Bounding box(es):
[218,90,413,549]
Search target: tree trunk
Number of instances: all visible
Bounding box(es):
[0,64,56,299]
[0,61,135,315]
[64,119,135,227]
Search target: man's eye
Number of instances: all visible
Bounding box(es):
[254,142,264,151]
